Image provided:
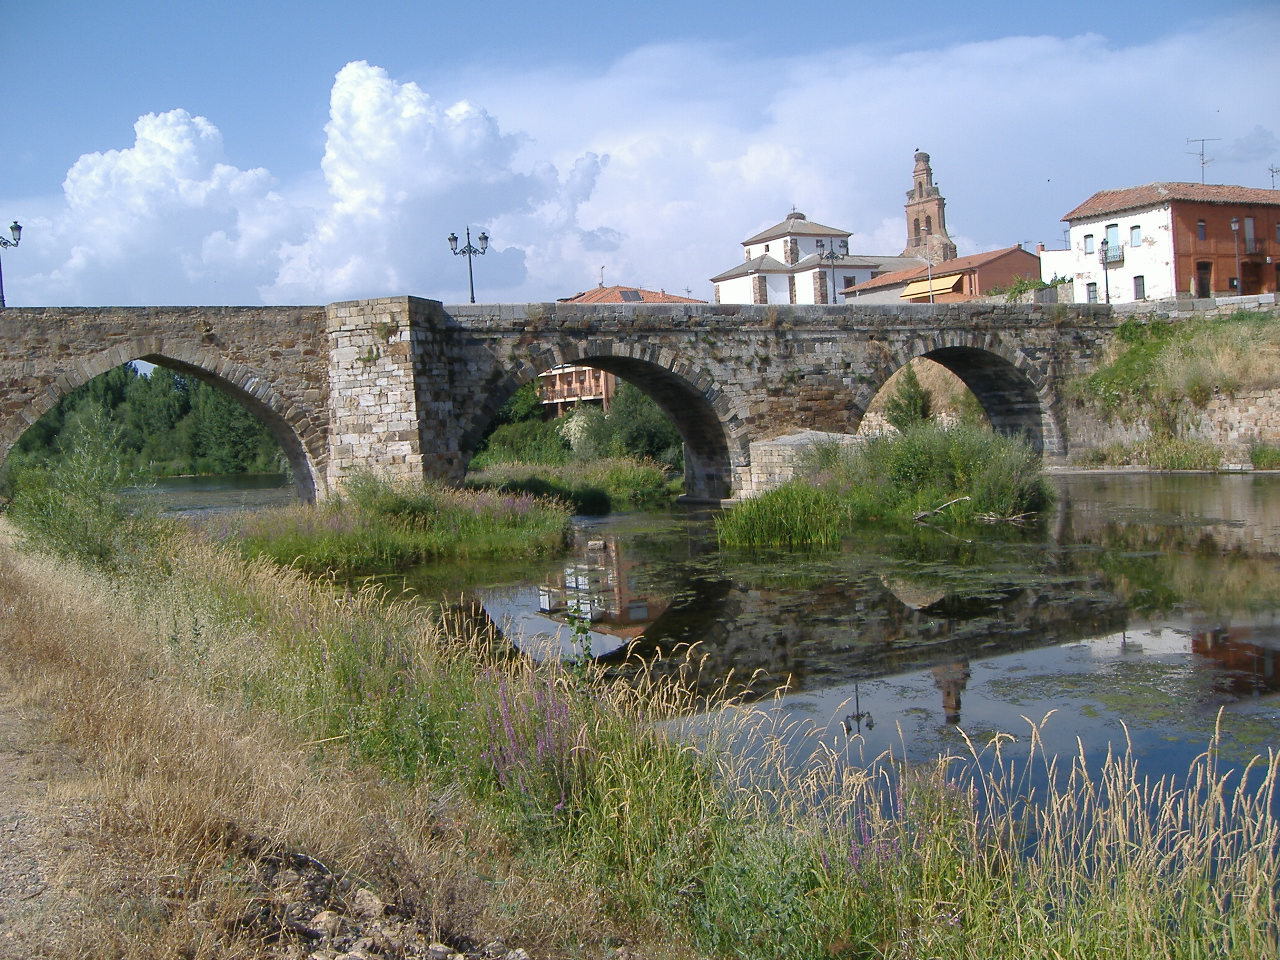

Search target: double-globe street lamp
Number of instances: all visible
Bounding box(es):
[0,220,22,309]
[814,237,848,305]
[447,227,489,304]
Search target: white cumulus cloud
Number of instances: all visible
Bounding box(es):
[5,9,1277,308]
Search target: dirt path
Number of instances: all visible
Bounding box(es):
[0,688,94,957]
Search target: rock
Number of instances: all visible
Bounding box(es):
[310,909,344,938]
[427,943,454,960]
[351,886,385,919]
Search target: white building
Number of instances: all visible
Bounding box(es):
[710,211,922,305]
[1039,182,1280,304]
[1038,206,1179,304]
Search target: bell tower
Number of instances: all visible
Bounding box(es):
[901,150,956,263]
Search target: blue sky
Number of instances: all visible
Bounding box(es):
[3,1,1277,307]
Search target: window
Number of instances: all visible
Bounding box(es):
[1130,225,1141,247]
[1275,222,1280,244]
[1084,234,1095,254]
[1133,275,1146,300]
[1197,220,1207,241]
[1086,282,1098,303]
[1105,223,1120,248]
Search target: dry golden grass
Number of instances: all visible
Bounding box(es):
[0,521,654,958]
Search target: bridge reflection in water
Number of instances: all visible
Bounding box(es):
[468,474,1280,767]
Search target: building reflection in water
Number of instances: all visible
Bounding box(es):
[1192,625,1280,696]
[537,536,671,645]
[931,659,972,725]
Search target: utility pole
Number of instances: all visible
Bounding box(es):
[1186,138,1220,184]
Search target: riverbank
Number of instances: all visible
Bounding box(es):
[1,483,1277,958]
[0,521,552,958]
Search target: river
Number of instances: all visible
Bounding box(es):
[156,471,1280,786]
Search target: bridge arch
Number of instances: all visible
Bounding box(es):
[461,342,741,502]
[858,331,1064,456]
[1,342,324,502]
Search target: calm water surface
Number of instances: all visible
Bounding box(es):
[412,472,1280,782]
[162,472,1280,784]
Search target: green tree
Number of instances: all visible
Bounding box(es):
[883,362,933,432]
[601,383,683,468]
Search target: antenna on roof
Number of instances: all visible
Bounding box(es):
[599,266,605,287]
[1186,137,1221,184]
[1270,165,1279,190]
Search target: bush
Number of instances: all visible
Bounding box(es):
[714,481,847,549]
[467,457,675,515]
[221,475,571,575]
[471,419,572,468]
[5,405,167,570]
[719,424,1051,548]
[1250,443,1280,470]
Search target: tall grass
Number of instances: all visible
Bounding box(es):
[719,424,1051,549]
[1071,310,1280,425]
[2,430,1277,958]
[214,473,570,575]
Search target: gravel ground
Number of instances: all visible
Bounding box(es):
[0,690,94,958]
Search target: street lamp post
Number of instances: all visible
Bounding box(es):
[815,238,844,305]
[447,226,489,304]
[1230,216,1241,294]
[842,681,875,736]
[1099,237,1111,304]
[0,221,22,309]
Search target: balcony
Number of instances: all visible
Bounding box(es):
[1244,237,1268,256]
[1100,244,1125,265]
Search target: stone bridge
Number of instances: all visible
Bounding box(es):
[0,297,1119,502]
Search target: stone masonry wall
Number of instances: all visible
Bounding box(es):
[1063,296,1280,464]
[1,298,1121,503]
[1068,389,1280,463]
[0,305,329,500]
[325,298,429,493]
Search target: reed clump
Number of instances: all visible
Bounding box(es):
[214,473,571,576]
[717,424,1051,549]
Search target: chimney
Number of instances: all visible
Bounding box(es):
[1036,243,1046,255]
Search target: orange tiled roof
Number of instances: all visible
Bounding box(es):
[1062,182,1280,221]
[559,285,706,304]
[850,245,1032,293]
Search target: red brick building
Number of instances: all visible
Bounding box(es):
[845,245,1042,304]
[538,285,705,415]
